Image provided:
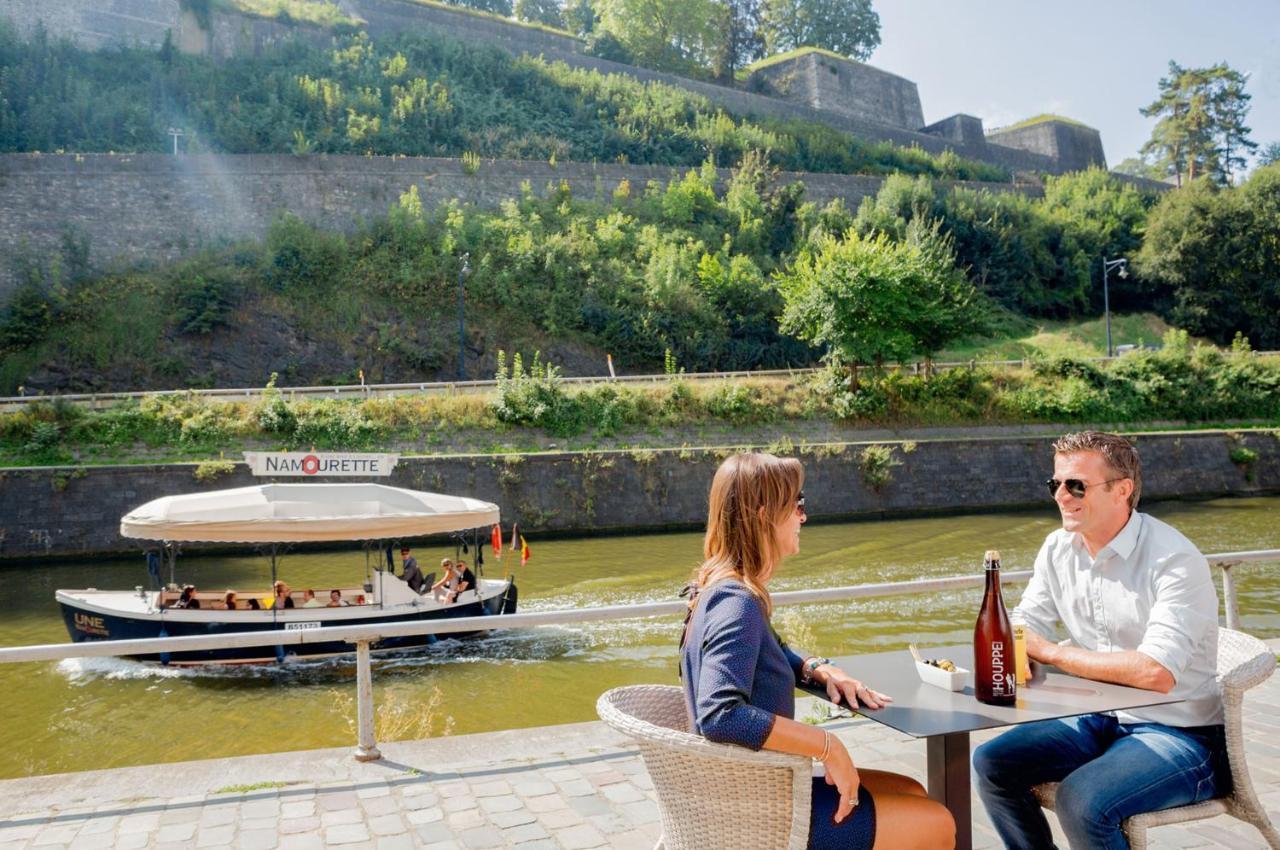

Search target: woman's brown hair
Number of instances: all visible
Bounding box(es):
[690,452,804,619]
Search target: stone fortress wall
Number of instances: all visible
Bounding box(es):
[0,0,1117,294]
[0,153,1038,298]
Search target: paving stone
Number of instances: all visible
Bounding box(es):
[512,780,557,797]
[367,814,406,837]
[156,821,199,842]
[445,809,486,830]
[321,810,364,827]
[241,799,281,819]
[489,808,536,829]
[599,783,646,804]
[406,807,445,825]
[75,816,118,836]
[325,823,372,845]
[241,817,280,831]
[567,796,611,818]
[442,795,478,814]
[502,822,549,843]
[524,794,569,813]
[553,823,607,850]
[277,835,324,850]
[512,841,558,850]
[200,805,241,827]
[279,816,321,835]
[470,781,512,798]
[32,823,81,845]
[317,793,359,812]
[359,796,400,818]
[279,801,315,819]
[237,827,279,850]
[413,822,456,844]
[458,825,505,848]
[478,795,522,814]
[356,785,391,799]
[117,812,160,834]
[557,780,597,798]
[114,833,149,850]
[537,808,585,829]
[375,835,417,850]
[197,824,237,847]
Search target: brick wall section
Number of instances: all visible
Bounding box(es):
[0,153,1038,297]
[1,431,1274,560]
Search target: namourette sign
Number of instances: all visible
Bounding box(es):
[243,452,400,477]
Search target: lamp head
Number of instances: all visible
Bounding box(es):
[1118,265,1129,279]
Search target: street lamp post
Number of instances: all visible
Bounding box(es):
[457,253,471,382]
[1102,257,1129,358]
[167,127,185,156]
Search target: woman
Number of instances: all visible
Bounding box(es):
[681,453,954,850]
[223,590,238,610]
[272,580,295,609]
[173,585,200,609]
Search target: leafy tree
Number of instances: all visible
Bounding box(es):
[514,0,565,28]
[1256,141,1280,168]
[593,0,720,73]
[710,0,765,81]
[1136,163,1280,347]
[1140,61,1256,186]
[760,0,880,60]
[777,223,980,381]
[1112,156,1167,182]
[561,0,595,35]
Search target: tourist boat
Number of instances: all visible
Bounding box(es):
[55,483,518,664]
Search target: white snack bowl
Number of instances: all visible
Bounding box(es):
[915,659,968,691]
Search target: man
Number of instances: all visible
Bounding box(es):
[301,589,324,608]
[327,589,348,607]
[401,547,426,594]
[974,431,1225,850]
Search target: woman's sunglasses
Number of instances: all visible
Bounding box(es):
[1045,477,1126,499]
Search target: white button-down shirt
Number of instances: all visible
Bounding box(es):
[1014,511,1222,727]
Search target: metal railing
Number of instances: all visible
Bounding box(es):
[7,352,1279,411]
[0,550,1274,761]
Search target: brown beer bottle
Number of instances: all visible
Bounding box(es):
[974,549,1016,706]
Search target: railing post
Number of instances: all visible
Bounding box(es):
[1220,563,1241,631]
[353,639,381,762]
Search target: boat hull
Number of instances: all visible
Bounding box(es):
[58,582,518,665]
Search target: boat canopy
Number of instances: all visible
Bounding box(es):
[120,483,500,543]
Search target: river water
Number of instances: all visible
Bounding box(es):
[2,497,1278,780]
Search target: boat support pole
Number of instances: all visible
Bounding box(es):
[353,639,382,762]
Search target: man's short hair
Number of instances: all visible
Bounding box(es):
[1053,430,1142,509]
[400,547,410,553]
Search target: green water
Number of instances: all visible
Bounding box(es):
[2,497,1278,780]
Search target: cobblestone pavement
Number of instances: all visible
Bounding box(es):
[2,648,1278,850]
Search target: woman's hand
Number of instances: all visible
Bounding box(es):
[821,735,861,824]
[822,665,892,710]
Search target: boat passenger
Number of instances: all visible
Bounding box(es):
[430,559,453,599]
[434,560,475,604]
[301,589,325,608]
[223,590,238,610]
[272,580,295,609]
[401,547,427,594]
[247,598,261,610]
[680,452,955,850]
[173,585,200,609]
[328,589,349,607]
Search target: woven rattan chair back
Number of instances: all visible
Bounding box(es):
[1031,627,1279,849]
[596,685,812,850]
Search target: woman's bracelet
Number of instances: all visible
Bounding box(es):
[817,730,832,762]
[802,656,832,684]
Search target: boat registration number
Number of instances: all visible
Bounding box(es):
[284,622,322,631]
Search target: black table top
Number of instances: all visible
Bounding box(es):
[807,644,1183,738]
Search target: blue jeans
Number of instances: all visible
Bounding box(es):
[973,714,1227,850]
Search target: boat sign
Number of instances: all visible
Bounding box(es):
[285,621,322,631]
[244,452,399,477]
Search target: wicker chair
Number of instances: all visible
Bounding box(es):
[596,684,813,850]
[1031,627,1280,849]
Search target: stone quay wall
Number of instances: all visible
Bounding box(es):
[0,153,1037,298]
[1,430,1275,561]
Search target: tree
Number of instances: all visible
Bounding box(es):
[1112,156,1168,182]
[514,0,564,27]
[561,0,595,35]
[593,0,720,73]
[1140,61,1256,187]
[710,0,765,81]
[760,0,880,61]
[1256,141,1280,168]
[777,224,981,381]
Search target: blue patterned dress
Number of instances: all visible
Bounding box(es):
[680,580,876,850]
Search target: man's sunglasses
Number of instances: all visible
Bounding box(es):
[796,492,806,516]
[1045,477,1126,499]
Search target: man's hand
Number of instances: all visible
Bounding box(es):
[1019,626,1174,693]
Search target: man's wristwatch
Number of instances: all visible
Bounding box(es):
[802,656,832,684]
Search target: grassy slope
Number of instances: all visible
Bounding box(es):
[938,313,1186,362]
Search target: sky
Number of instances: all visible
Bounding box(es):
[871,0,1280,171]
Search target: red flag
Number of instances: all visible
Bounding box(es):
[491,524,503,559]
[520,535,531,567]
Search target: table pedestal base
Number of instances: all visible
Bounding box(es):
[928,731,972,850]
